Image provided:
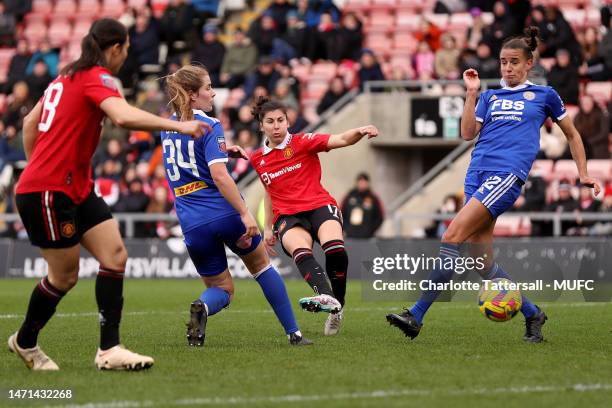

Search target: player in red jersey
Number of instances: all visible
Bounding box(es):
[8,19,209,371]
[250,97,378,336]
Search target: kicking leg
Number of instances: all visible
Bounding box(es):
[318,220,347,335]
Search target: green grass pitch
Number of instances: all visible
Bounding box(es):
[1,279,611,407]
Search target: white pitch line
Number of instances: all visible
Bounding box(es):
[0,302,609,320]
[42,383,612,408]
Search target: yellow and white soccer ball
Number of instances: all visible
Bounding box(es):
[478,278,522,322]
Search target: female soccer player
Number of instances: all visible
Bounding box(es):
[161,65,311,346]
[8,19,210,371]
[386,27,602,343]
[250,97,378,336]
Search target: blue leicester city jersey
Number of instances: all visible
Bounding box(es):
[160,109,235,233]
[469,81,567,181]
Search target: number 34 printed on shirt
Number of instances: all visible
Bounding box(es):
[162,138,200,181]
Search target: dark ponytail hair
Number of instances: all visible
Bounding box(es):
[501,26,540,60]
[60,18,127,77]
[251,96,287,123]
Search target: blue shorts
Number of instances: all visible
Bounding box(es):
[183,213,262,277]
[464,170,524,218]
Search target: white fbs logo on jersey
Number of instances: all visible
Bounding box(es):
[261,163,302,185]
[490,99,525,122]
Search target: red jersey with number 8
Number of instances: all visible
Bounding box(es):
[250,132,338,223]
[16,66,122,203]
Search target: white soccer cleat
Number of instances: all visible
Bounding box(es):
[94,345,154,371]
[324,309,344,336]
[8,332,59,371]
[298,294,342,314]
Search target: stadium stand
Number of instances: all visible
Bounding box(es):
[0,0,610,239]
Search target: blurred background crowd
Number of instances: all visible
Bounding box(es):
[0,0,610,239]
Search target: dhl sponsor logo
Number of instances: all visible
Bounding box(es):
[174,181,207,196]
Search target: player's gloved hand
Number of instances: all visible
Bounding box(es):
[463,69,481,92]
[358,125,379,139]
[264,228,278,257]
[179,120,212,139]
[240,211,259,238]
[580,176,602,196]
[227,145,248,159]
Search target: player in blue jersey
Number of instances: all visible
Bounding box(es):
[387,27,603,342]
[161,65,312,346]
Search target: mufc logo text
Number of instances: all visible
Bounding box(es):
[283,146,294,159]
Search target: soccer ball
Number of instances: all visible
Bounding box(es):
[478,278,522,322]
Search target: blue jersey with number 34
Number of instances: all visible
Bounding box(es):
[160,109,235,233]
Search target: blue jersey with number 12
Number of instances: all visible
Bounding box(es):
[160,109,235,233]
[469,80,567,181]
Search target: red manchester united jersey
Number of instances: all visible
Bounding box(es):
[250,132,337,223]
[17,66,122,203]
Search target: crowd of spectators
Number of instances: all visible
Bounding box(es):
[0,0,610,239]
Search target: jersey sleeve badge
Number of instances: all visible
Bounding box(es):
[216,136,227,152]
[99,73,118,91]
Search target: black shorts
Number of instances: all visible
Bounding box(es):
[16,189,113,249]
[274,204,343,256]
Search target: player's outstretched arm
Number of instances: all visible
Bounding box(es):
[209,163,259,237]
[100,97,211,138]
[327,125,379,150]
[461,69,482,141]
[557,116,603,196]
[22,101,42,160]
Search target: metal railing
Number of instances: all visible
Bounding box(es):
[393,212,612,237]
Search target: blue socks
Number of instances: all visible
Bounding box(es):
[199,286,230,316]
[484,263,538,319]
[255,265,299,335]
[410,243,459,324]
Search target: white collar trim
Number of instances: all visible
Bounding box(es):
[193,109,209,117]
[263,132,291,155]
[500,79,534,90]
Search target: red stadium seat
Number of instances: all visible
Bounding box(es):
[73,20,93,39]
[47,20,73,48]
[100,0,126,19]
[448,13,472,30]
[586,8,601,27]
[396,11,421,30]
[365,33,392,54]
[343,0,371,13]
[24,13,47,25]
[563,9,586,29]
[23,22,48,44]
[151,0,169,18]
[494,216,531,237]
[75,0,101,20]
[396,0,423,11]
[553,160,580,181]
[585,82,612,106]
[393,32,418,53]
[587,160,612,181]
[310,62,337,81]
[128,0,149,8]
[305,80,329,100]
[370,0,397,11]
[532,159,554,181]
[291,64,311,82]
[32,0,53,14]
[369,11,395,29]
[423,13,449,29]
[53,0,77,20]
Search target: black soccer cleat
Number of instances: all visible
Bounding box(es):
[186,299,207,347]
[523,306,547,343]
[289,332,314,346]
[386,309,422,340]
